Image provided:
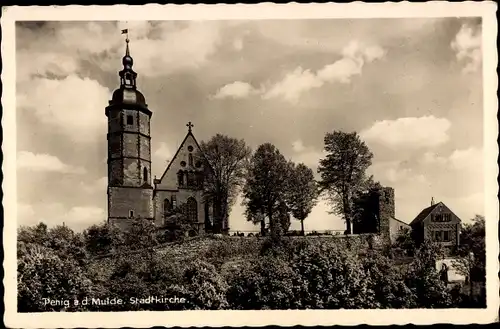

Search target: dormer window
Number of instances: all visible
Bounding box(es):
[127,115,133,125]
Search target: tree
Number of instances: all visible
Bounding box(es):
[317,131,373,234]
[83,221,124,256]
[200,134,252,233]
[17,242,92,312]
[242,143,292,237]
[457,215,485,282]
[286,163,318,236]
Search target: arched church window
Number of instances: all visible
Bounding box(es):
[187,197,198,222]
[171,195,177,208]
[177,171,184,186]
[163,199,171,216]
[143,167,148,184]
[196,172,204,187]
[189,154,194,167]
[187,171,196,187]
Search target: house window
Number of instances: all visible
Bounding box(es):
[443,213,451,222]
[127,115,133,125]
[129,210,134,218]
[443,231,450,242]
[434,230,442,242]
[187,197,198,222]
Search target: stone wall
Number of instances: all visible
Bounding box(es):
[108,186,154,224]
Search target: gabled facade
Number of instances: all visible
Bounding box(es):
[153,125,216,236]
[410,200,461,250]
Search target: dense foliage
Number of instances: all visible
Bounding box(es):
[317,131,374,234]
[199,134,252,233]
[17,220,484,312]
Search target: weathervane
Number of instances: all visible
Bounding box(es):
[121,28,129,43]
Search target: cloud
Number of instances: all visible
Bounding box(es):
[233,38,244,51]
[263,67,323,103]
[212,81,260,100]
[17,202,105,231]
[292,140,306,152]
[17,21,224,82]
[81,177,108,194]
[451,23,482,74]
[263,41,385,103]
[17,151,86,174]
[211,40,385,104]
[154,142,172,160]
[17,75,110,141]
[360,116,451,149]
[289,140,326,171]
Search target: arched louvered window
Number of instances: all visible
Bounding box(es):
[187,197,197,222]
[143,167,148,184]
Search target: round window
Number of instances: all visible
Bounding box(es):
[187,145,194,152]
[180,161,186,167]
[195,161,202,168]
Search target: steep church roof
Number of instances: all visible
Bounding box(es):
[158,122,213,183]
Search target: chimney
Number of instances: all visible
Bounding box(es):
[431,197,435,206]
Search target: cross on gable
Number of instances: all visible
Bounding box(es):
[186,121,194,132]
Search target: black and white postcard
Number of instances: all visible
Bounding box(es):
[2,2,498,327]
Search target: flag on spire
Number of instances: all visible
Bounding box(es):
[121,29,128,34]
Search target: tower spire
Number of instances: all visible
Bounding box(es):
[119,28,137,89]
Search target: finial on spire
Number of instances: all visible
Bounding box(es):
[186,121,194,132]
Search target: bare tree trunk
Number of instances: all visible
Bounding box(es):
[300,219,305,236]
[260,219,265,236]
[344,197,352,234]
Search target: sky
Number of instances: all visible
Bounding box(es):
[15,18,484,232]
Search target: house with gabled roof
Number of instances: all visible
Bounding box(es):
[410,198,461,251]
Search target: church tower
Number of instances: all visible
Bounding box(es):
[106,35,154,228]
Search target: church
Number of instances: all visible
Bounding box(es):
[105,37,227,235]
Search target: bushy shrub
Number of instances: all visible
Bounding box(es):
[404,241,452,308]
[361,251,415,308]
[227,256,300,309]
[17,242,93,312]
[182,260,229,310]
[291,242,375,309]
